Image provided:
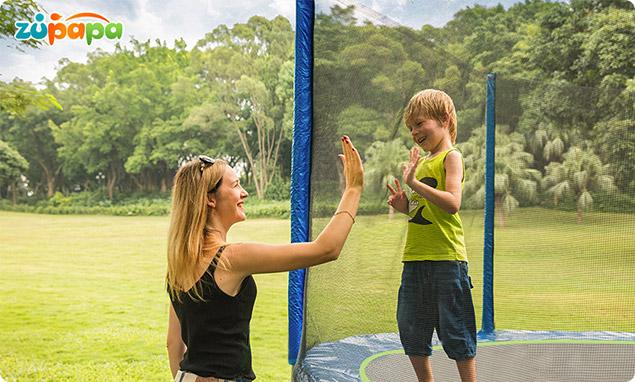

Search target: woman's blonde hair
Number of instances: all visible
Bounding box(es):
[166,157,227,301]
[404,89,458,144]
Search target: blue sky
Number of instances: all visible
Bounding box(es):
[1,0,525,85]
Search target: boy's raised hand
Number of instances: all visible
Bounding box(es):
[402,146,420,187]
[387,178,408,214]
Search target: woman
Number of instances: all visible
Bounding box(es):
[166,136,363,382]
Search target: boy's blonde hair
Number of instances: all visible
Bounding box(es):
[404,89,458,144]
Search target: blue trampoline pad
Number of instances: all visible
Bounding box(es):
[293,331,635,382]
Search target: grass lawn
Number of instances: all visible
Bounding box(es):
[1,208,634,381]
[0,212,291,381]
[305,208,635,348]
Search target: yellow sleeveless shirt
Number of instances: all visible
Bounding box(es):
[402,148,468,262]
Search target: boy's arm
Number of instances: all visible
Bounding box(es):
[406,150,463,214]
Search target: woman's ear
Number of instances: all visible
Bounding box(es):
[207,194,216,209]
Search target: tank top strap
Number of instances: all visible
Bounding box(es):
[211,245,226,268]
[442,147,461,161]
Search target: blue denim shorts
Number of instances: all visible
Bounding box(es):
[397,260,477,360]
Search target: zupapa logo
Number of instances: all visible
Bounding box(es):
[14,12,124,46]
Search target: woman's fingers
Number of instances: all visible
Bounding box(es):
[344,136,355,177]
[387,183,397,195]
[341,136,352,171]
[347,137,362,170]
[340,135,363,188]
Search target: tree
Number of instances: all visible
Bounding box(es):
[0,2,61,115]
[53,47,145,199]
[52,40,195,198]
[363,139,409,196]
[3,105,65,197]
[460,127,540,226]
[543,146,616,222]
[123,39,197,193]
[593,118,635,192]
[336,106,392,150]
[0,80,61,117]
[0,139,28,203]
[0,0,43,50]
[191,16,294,198]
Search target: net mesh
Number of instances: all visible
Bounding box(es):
[491,77,635,331]
[300,0,635,378]
[305,0,486,352]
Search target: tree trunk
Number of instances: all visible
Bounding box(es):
[11,183,17,205]
[46,176,56,198]
[106,166,118,200]
[36,160,58,198]
[495,198,506,228]
[577,209,583,224]
[131,174,143,191]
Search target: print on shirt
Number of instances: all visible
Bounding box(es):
[408,177,438,226]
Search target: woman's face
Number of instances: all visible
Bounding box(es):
[212,167,249,224]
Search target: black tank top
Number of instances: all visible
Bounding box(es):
[169,246,257,380]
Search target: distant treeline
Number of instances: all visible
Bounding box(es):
[0,0,632,221]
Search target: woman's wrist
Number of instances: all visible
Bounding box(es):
[344,186,363,195]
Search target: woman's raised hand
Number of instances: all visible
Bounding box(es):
[339,135,364,191]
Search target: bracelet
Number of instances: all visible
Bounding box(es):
[334,210,355,223]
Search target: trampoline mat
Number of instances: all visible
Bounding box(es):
[364,343,635,382]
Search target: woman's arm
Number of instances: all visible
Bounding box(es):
[224,188,361,275]
[223,136,363,276]
[406,150,463,214]
[166,303,185,378]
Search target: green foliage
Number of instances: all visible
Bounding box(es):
[459,127,540,216]
[0,0,63,115]
[0,80,62,117]
[1,1,633,220]
[594,118,635,191]
[0,139,28,187]
[0,0,43,50]
[543,146,616,219]
[264,176,290,201]
[191,16,294,199]
[363,139,409,195]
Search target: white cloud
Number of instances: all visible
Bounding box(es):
[269,0,296,25]
[1,0,538,84]
[0,0,296,84]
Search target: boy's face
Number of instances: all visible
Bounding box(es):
[408,116,447,152]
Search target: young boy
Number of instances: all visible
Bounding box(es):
[387,89,477,382]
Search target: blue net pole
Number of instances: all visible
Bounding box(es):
[480,73,496,337]
[288,0,314,366]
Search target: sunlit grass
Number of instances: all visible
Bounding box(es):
[0,212,290,381]
[1,208,634,381]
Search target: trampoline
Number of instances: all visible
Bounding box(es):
[289,1,635,381]
[295,332,635,381]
